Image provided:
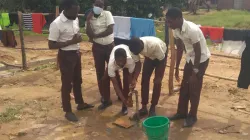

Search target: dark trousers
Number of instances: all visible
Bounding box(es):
[141,56,167,106]
[92,42,121,101]
[177,59,209,117]
[238,49,250,89]
[0,30,17,48]
[58,50,84,112]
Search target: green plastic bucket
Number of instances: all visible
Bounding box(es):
[142,116,170,140]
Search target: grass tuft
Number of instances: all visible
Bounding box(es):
[0,106,22,123]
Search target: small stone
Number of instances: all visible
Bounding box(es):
[17,132,27,137]
[91,132,99,137]
[9,136,16,140]
[241,132,248,136]
[193,127,203,132]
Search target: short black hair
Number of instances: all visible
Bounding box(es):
[129,38,143,55]
[94,0,105,5]
[115,48,127,59]
[61,0,79,10]
[166,7,183,19]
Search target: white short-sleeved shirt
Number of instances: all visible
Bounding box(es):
[89,11,115,45]
[48,12,80,51]
[108,44,136,77]
[173,19,211,64]
[133,36,167,62]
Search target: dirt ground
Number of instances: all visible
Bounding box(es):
[0,35,250,140]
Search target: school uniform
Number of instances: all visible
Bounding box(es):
[88,11,121,102]
[48,12,83,112]
[133,36,167,107]
[173,19,211,117]
[108,44,136,101]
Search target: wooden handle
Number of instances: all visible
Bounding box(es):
[168,29,176,95]
[56,6,60,17]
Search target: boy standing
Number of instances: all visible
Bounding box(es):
[48,0,93,122]
[166,7,210,127]
[86,0,122,110]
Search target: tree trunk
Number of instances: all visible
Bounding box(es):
[203,0,211,12]
[189,0,200,14]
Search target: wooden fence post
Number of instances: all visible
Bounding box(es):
[17,11,27,70]
[168,29,176,95]
[56,6,59,17]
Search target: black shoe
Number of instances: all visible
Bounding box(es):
[131,108,148,121]
[77,103,94,110]
[183,116,197,127]
[118,96,121,101]
[65,112,78,122]
[149,106,156,117]
[169,113,187,121]
[98,100,112,110]
[121,106,128,115]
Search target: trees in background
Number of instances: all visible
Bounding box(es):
[188,0,210,14]
[0,0,55,13]
[0,0,186,18]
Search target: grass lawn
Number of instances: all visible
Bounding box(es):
[9,9,250,42]
[155,9,250,41]
[184,9,250,29]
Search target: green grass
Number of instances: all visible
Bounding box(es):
[155,9,250,41]
[0,106,22,123]
[184,10,250,29]
[32,62,56,71]
[8,10,250,42]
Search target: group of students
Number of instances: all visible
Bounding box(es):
[48,0,211,128]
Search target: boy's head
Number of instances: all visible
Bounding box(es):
[165,7,183,29]
[129,37,144,55]
[115,48,127,68]
[93,0,104,15]
[61,0,79,20]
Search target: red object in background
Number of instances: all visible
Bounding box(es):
[208,27,224,43]
[200,26,224,43]
[200,26,209,38]
[32,13,46,34]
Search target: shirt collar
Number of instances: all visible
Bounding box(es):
[60,11,68,22]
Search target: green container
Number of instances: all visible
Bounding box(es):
[143,116,170,140]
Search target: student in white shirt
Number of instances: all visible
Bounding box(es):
[48,0,94,122]
[106,44,139,115]
[128,36,167,119]
[166,7,210,127]
[86,0,122,110]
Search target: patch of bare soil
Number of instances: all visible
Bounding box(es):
[0,39,249,140]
